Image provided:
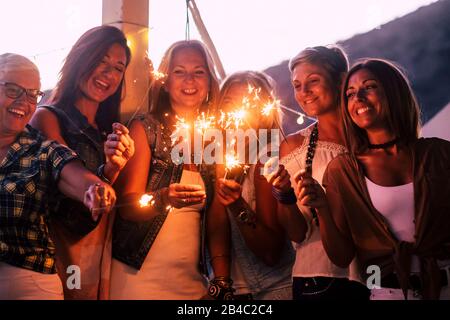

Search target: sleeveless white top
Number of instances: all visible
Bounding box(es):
[110,169,207,299]
[280,126,362,283]
[365,178,422,273]
[365,178,415,243]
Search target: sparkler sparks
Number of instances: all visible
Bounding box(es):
[194,112,216,135]
[151,70,167,83]
[139,194,155,208]
[171,115,191,145]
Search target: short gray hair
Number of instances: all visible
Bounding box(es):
[0,53,40,81]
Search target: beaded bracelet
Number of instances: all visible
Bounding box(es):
[272,187,297,205]
[208,277,235,300]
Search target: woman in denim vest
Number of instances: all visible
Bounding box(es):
[29,26,135,299]
[110,40,220,299]
[207,71,295,300]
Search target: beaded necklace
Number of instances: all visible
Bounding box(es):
[306,123,319,226]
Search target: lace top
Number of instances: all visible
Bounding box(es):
[280,127,362,282]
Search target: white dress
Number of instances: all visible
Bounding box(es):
[280,126,362,283]
[109,170,208,299]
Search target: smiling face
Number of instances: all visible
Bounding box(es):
[0,67,40,136]
[165,47,210,118]
[345,68,389,131]
[291,62,337,117]
[79,43,127,104]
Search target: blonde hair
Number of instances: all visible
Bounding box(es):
[218,70,280,130]
[289,45,349,112]
[149,40,220,122]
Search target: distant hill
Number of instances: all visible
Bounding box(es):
[265,0,450,132]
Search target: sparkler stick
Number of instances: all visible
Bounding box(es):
[187,0,226,80]
[194,112,216,166]
[91,193,173,213]
[260,100,303,169]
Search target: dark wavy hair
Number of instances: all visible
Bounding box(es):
[342,58,421,154]
[149,40,220,124]
[50,25,131,133]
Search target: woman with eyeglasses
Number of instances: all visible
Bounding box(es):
[297,59,450,300]
[29,25,135,299]
[0,53,116,300]
[109,40,219,299]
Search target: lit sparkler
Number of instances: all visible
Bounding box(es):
[171,115,191,146]
[139,194,155,208]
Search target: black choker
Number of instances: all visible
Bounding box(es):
[368,138,398,149]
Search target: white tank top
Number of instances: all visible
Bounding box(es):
[365,178,421,273]
[365,178,415,242]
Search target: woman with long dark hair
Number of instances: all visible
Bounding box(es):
[30,25,134,299]
[298,58,450,300]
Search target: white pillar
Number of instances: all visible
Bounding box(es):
[102,0,150,123]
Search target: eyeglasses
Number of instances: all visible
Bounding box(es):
[0,81,45,104]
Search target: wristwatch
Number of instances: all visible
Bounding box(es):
[96,164,111,184]
[236,208,256,228]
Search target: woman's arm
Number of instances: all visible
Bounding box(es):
[29,107,68,144]
[57,160,116,220]
[295,169,355,268]
[271,137,308,244]
[217,164,286,267]
[114,120,205,222]
[206,165,231,278]
[114,120,155,221]
[102,123,135,184]
[30,108,135,185]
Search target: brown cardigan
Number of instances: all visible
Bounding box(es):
[322,137,450,299]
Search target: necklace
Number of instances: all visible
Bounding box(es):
[306,123,319,226]
[368,138,398,149]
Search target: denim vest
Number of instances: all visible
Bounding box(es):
[39,105,106,235]
[227,165,295,297]
[112,114,216,272]
[228,214,294,296]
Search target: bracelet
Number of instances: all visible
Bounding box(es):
[236,208,256,228]
[96,164,111,184]
[272,187,297,205]
[208,277,235,300]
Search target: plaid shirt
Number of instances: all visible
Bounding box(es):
[0,125,79,274]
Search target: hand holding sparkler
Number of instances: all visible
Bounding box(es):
[263,160,292,193]
[85,182,116,221]
[101,123,136,184]
[216,178,242,207]
[163,183,206,208]
[294,169,327,210]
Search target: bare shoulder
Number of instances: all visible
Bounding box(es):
[129,118,146,135]
[30,107,60,129]
[29,107,64,142]
[280,132,305,158]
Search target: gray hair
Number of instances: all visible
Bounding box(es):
[0,53,40,81]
